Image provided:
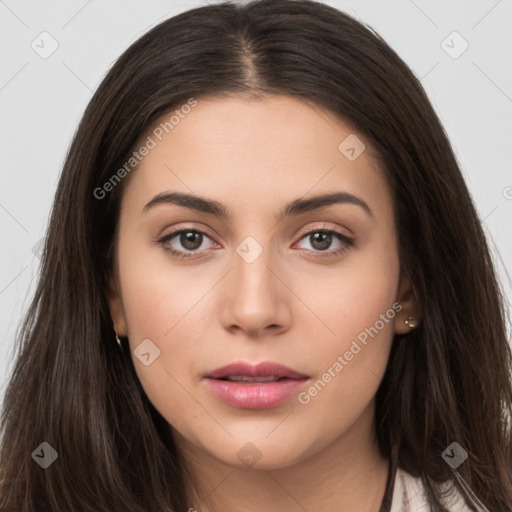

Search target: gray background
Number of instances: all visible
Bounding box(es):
[1,0,511,405]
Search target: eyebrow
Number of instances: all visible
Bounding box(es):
[142,191,374,220]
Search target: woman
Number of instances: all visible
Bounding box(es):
[1,0,511,510]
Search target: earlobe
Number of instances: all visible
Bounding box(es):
[394,273,421,335]
[105,275,128,337]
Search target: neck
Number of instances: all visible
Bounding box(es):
[175,402,390,512]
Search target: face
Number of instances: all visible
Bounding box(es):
[107,94,417,471]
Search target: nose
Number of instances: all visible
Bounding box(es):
[221,242,292,338]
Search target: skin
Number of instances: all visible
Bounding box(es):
[107,94,420,512]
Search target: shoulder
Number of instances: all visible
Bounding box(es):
[390,467,475,511]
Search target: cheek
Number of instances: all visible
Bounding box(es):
[293,242,400,431]
[296,238,400,352]
[117,253,211,431]
[115,232,212,397]
[117,227,212,342]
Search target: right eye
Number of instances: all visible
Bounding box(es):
[157,228,219,259]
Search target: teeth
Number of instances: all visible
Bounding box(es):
[225,375,281,383]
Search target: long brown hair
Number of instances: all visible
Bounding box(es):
[1,1,511,510]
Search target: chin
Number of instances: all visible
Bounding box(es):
[201,432,316,471]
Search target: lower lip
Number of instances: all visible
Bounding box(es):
[204,378,308,409]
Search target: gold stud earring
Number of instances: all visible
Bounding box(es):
[404,316,418,329]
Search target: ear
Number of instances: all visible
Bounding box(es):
[394,272,422,335]
[105,274,128,337]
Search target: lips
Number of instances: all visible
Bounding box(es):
[204,361,309,409]
[205,361,308,380]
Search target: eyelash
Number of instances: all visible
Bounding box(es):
[156,225,354,260]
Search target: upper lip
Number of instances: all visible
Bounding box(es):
[205,361,308,380]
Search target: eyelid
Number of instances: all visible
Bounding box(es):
[294,222,353,241]
[158,223,218,242]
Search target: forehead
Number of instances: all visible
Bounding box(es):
[121,95,390,218]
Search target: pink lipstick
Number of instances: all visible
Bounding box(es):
[204,361,309,409]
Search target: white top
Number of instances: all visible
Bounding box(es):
[390,468,475,511]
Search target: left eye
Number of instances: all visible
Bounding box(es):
[295,230,352,253]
